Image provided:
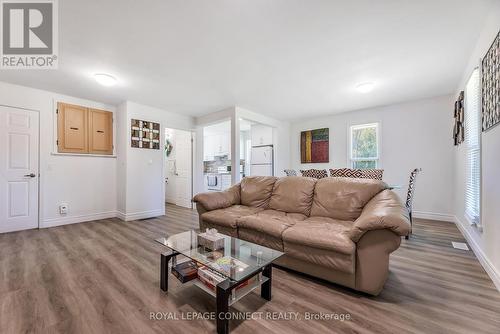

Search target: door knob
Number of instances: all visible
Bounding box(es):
[24,173,36,178]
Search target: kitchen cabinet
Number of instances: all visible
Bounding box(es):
[203,135,215,161]
[251,124,273,146]
[203,132,231,161]
[216,133,230,157]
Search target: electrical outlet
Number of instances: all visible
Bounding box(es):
[59,203,68,215]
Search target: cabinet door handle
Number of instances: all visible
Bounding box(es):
[97,130,104,133]
[70,127,79,130]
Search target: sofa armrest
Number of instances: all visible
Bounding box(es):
[349,189,410,242]
[192,183,241,211]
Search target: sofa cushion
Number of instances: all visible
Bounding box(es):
[201,205,263,229]
[237,214,299,251]
[269,176,316,216]
[310,177,387,221]
[282,217,355,255]
[252,209,308,221]
[240,176,277,208]
[237,215,298,239]
[282,217,356,273]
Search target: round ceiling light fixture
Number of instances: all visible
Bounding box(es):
[94,73,117,87]
[356,82,374,93]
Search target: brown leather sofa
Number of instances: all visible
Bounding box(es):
[193,176,410,295]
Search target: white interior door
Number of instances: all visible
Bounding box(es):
[165,159,177,204]
[0,106,39,233]
[174,130,192,208]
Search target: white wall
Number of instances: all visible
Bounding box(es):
[0,81,117,227]
[116,101,128,214]
[116,101,194,220]
[290,95,455,220]
[453,2,500,290]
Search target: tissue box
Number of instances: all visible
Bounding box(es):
[198,231,225,250]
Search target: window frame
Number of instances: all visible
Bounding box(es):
[464,67,482,226]
[349,122,380,169]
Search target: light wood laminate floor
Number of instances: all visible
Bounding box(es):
[1,204,499,333]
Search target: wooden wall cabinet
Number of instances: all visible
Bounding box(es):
[57,102,89,153]
[57,102,113,155]
[89,108,113,154]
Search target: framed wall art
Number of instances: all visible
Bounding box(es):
[300,128,329,163]
[131,119,161,149]
[453,91,465,146]
[481,30,499,131]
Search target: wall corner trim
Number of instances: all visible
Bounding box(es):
[119,209,165,221]
[454,216,500,292]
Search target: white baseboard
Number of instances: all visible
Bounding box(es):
[116,211,126,221]
[454,216,500,292]
[413,211,455,222]
[116,209,165,221]
[41,208,166,227]
[41,211,117,228]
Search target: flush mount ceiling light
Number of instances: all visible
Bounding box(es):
[94,73,117,87]
[356,82,374,93]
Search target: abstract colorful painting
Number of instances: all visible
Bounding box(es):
[300,128,329,163]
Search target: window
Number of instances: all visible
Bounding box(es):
[464,69,481,225]
[350,123,379,169]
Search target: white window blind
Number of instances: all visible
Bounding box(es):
[464,68,481,225]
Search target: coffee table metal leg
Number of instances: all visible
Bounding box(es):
[160,252,178,292]
[261,264,272,301]
[216,280,232,334]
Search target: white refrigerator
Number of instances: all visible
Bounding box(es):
[250,146,274,176]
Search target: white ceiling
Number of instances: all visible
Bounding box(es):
[0,0,494,120]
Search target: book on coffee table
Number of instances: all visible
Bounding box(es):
[171,261,198,283]
[210,256,249,276]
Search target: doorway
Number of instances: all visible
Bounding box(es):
[0,106,39,233]
[165,128,193,208]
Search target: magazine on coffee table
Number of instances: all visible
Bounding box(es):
[209,256,249,276]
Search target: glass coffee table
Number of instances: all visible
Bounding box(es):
[155,230,284,334]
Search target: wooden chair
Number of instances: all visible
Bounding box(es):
[300,169,328,179]
[283,169,298,176]
[405,168,422,239]
[329,168,384,180]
